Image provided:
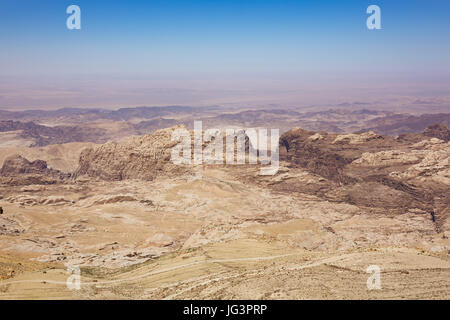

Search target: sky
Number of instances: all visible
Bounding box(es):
[0,0,450,109]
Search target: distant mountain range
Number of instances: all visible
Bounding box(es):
[0,106,449,147]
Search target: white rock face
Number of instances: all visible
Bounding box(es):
[353,150,421,166]
[308,133,324,141]
[352,140,450,185]
[333,131,380,144]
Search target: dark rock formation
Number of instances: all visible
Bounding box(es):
[275,125,449,227]
[0,155,48,176]
[0,120,107,147]
[0,155,70,185]
[423,124,450,142]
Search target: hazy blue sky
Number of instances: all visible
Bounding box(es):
[1,0,449,109]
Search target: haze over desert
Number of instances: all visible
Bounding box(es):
[1,0,450,305]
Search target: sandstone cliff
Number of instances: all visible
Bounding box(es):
[73,126,190,181]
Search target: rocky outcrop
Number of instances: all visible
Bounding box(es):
[1,155,49,176]
[0,155,69,185]
[0,216,24,235]
[280,125,449,183]
[423,124,450,142]
[73,126,190,181]
[276,125,450,230]
[279,128,387,184]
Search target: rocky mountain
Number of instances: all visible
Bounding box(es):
[0,155,69,185]
[363,113,450,136]
[0,120,107,147]
[275,124,450,231]
[133,118,179,135]
[0,106,221,123]
[73,126,189,181]
[1,108,449,149]
[423,124,450,142]
[68,121,450,232]
[1,122,449,299]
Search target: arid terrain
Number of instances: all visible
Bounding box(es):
[0,106,449,299]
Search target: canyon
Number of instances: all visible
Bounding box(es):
[0,106,449,299]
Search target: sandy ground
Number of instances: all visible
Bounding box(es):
[0,166,449,299]
[0,240,449,299]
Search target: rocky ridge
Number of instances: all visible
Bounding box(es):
[0,155,69,186]
[73,125,190,181]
